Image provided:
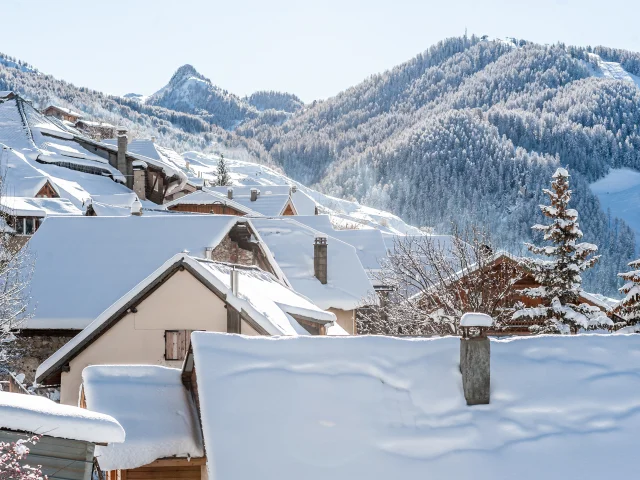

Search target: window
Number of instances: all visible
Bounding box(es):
[165,330,192,361]
[24,218,35,235]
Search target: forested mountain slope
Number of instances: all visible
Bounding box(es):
[236,36,640,295]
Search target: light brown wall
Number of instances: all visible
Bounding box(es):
[328,308,355,334]
[60,270,233,405]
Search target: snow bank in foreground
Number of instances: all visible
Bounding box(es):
[191,333,640,480]
[0,391,124,444]
[82,365,204,470]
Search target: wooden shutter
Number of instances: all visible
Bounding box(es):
[165,330,192,361]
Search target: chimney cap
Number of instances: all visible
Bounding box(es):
[131,197,142,216]
[314,235,328,244]
[117,127,128,135]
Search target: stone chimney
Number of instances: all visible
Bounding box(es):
[117,128,132,188]
[151,136,156,143]
[250,188,258,202]
[459,313,492,405]
[290,185,297,194]
[314,237,328,285]
[227,187,233,200]
[132,161,147,201]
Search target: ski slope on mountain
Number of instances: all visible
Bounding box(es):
[182,151,421,235]
[590,168,640,245]
[587,53,640,88]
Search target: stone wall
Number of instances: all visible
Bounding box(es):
[1,333,76,385]
[211,235,255,265]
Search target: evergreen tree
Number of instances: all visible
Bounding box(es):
[612,259,640,330]
[216,154,231,186]
[513,167,612,334]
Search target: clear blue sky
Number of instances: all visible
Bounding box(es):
[2,0,638,102]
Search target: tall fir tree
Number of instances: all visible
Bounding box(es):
[513,167,612,334]
[612,259,640,330]
[216,154,231,186]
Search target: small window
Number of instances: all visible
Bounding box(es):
[165,330,192,361]
[24,218,35,235]
[15,218,24,235]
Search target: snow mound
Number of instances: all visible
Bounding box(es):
[190,332,640,480]
[82,365,204,471]
[0,391,124,444]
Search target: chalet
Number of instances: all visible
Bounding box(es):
[207,184,319,215]
[43,105,84,123]
[164,189,259,216]
[0,196,82,238]
[248,217,378,333]
[81,365,205,480]
[36,253,344,405]
[164,332,640,480]
[415,251,613,334]
[1,146,60,198]
[74,120,116,140]
[0,391,124,480]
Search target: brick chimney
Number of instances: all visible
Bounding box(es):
[117,128,132,188]
[314,237,328,285]
[227,187,233,200]
[250,188,258,202]
[459,313,492,405]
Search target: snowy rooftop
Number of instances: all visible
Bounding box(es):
[248,217,377,310]
[189,333,640,480]
[163,190,260,216]
[82,365,204,471]
[0,391,124,444]
[0,196,82,217]
[207,185,317,216]
[24,215,239,329]
[44,105,83,118]
[294,215,389,272]
[203,187,293,217]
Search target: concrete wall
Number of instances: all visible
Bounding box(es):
[328,308,355,334]
[60,270,232,405]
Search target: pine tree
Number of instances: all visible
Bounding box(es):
[612,259,640,330]
[216,154,231,186]
[513,167,612,334]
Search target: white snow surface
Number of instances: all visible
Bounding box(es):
[82,365,204,471]
[24,215,238,329]
[459,312,494,327]
[0,196,82,217]
[588,53,640,88]
[249,217,377,310]
[590,168,640,245]
[0,391,124,444]
[190,332,640,480]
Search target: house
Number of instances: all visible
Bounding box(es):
[81,365,205,480]
[0,196,82,239]
[172,331,640,480]
[74,120,116,140]
[0,391,124,480]
[164,189,259,216]
[1,146,59,198]
[248,217,378,333]
[207,184,318,215]
[43,105,84,123]
[36,253,344,405]
[415,251,613,334]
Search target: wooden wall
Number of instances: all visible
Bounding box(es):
[0,430,95,480]
[167,204,245,216]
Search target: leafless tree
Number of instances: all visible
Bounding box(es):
[358,224,523,336]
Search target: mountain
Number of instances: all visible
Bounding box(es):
[245,91,304,113]
[145,64,259,129]
[235,36,640,295]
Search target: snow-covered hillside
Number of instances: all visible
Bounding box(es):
[182,151,421,235]
[590,168,640,245]
[587,53,640,88]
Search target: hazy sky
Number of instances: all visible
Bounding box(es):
[2,0,638,102]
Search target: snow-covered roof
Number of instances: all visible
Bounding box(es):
[460,312,494,327]
[0,146,57,197]
[205,188,294,217]
[0,196,82,217]
[0,391,124,444]
[188,332,640,480]
[294,215,389,272]
[163,190,260,216]
[248,217,376,310]
[82,365,204,470]
[44,105,83,118]
[24,215,240,329]
[36,254,342,383]
[207,185,317,216]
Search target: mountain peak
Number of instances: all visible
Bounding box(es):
[170,64,207,85]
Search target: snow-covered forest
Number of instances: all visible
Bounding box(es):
[2,36,640,295]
